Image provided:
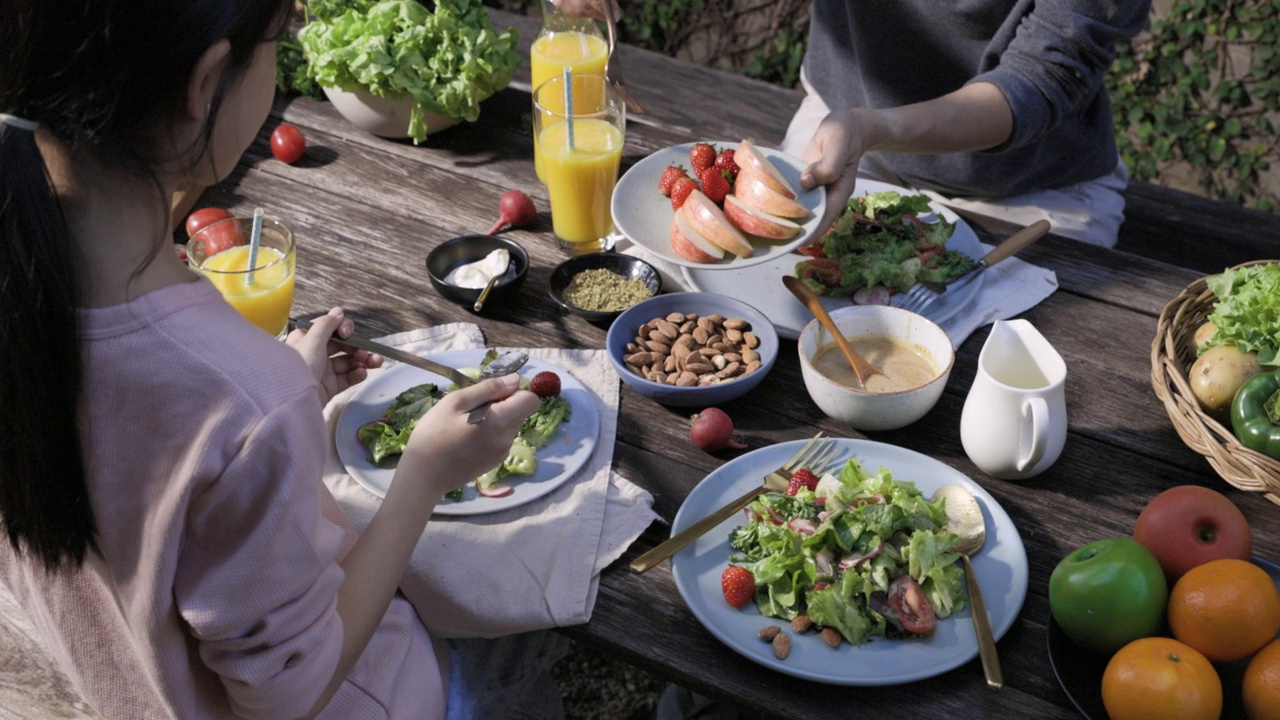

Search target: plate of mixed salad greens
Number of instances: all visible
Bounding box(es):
[682,179,984,339]
[670,438,1028,685]
[335,350,600,515]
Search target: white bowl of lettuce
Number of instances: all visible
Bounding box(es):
[300,0,520,143]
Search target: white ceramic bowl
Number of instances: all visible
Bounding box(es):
[798,305,955,431]
[322,86,456,138]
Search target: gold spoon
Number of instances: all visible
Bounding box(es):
[782,275,884,388]
[931,484,1002,690]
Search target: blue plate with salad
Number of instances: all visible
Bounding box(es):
[334,350,600,516]
[682,179,984,340]
[670,438,1028,685]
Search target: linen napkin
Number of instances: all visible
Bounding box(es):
[619,241,1057,347]
[321,323,660,639]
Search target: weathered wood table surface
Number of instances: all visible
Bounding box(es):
[5,8,1280,718]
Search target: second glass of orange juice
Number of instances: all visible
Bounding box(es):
[534,74,625,254]
[187,216,297,338]
[530,7,607,183]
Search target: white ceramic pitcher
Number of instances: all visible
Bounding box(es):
[960,319,1067,480]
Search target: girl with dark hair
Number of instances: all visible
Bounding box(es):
[0,1,540,717]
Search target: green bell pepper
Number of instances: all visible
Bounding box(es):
[1231,369,1280,459]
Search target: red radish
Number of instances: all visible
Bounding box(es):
[690,407,747,452]
[487,190,537,234]
[476,479,513,497]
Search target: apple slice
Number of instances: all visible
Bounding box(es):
[735,139,798,199]
[670,211,726,264]
[723,195,802,240]
[733,173,810,220]
[682,190,754,258]
[476,479,513,497]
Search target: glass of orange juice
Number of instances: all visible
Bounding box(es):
[534,73,625,254]
[187,216,296,338]
[530,8,607,183]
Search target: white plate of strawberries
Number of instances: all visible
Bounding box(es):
[611,140,827,270]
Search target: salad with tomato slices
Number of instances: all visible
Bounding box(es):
[726,457,967,644]
[794,191,974,304]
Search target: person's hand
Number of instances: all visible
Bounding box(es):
[551,0,620,22]
[286,307,384,405]
[402,375,540,497]
[799,108,869,233]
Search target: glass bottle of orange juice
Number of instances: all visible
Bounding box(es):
[531,0,608,182]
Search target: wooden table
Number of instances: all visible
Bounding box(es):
[176,8,1280,718]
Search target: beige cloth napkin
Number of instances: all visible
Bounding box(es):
[620,241,1057,346]
[321,323,659,639]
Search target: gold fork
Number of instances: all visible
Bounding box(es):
[602,0,644,114]
[629,433,840,573]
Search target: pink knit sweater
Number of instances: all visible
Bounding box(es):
[0,278,444,719]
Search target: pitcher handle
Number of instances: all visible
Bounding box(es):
[1017,397,1049,472]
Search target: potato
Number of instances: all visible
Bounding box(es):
[1188,343,1262,414]
[1193,321,1218,351]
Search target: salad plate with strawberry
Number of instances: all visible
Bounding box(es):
[335,349,600,515]
[611,140,827,270]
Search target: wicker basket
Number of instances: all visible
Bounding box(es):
[1151,260,1280,506]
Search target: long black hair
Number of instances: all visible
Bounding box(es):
[0,0,293,572]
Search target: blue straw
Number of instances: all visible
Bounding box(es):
[246,207,264,285]
[563,66,575,152]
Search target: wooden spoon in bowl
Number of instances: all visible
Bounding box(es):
[782,275,884,388]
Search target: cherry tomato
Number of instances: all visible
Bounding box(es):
[185,207,233,238]
[887,575,937,635]
[191,218,244,258]
[270,123,306,164]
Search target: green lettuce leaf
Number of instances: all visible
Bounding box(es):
[299,0,520,142]
[1205,263,1280,365]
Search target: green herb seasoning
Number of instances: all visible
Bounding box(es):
[563,269,654,312]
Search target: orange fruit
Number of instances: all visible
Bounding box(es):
[1101,636,1222,720]
[1168,558,1280,663]
[1244,638,1280,720]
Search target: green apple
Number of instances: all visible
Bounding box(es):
[1049,537,1168,655]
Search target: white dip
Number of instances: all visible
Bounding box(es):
[444,249,511,289]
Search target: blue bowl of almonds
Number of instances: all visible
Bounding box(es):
[547,252,663,322]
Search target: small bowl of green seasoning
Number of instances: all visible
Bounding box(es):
[548,253,663,322]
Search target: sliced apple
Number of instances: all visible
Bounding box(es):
[733,173,810,220]
[682,190,755,258]
[723,195,802,240]
[735,139,798,199]
[670,211,725,264]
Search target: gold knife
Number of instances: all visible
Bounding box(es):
[289,317,475,388]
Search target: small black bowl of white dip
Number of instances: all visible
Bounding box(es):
[426,235,529,311]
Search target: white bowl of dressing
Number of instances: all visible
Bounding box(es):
[797,305,955,431]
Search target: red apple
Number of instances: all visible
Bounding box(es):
[1132,485,1252,583]
[723,195,802,240]
[670,211,725,264]
[682,191,754,258]
[732,172,810,219]
[735,139,798,199]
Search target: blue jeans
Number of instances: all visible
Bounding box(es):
[445,630,568,720]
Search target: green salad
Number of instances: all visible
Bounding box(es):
[794,191,974,299]
[355,356,570,497]
[299,0,521,142]
[727,457,967,644]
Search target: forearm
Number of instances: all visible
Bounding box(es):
[858,82,1013,156]
[302,448,442,718]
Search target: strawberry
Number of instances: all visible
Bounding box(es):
[669,177,699,210]
[529,371,561,398]
[657,165,688,197]
[713,148,739,178]
[698,167,731,205]
[721,566,755,609]
[689,143,717,174]
[786,468,820,496]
